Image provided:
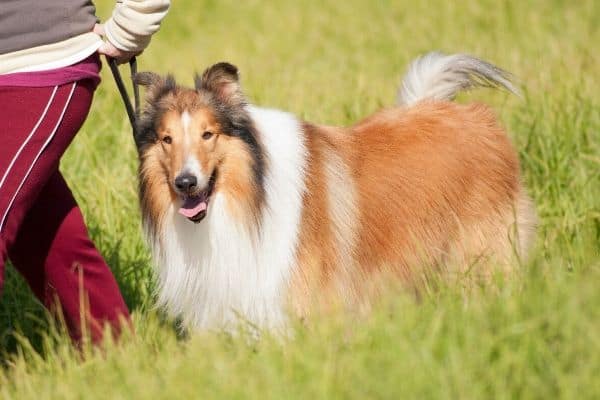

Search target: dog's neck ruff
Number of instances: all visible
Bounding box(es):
[150,105,307,332]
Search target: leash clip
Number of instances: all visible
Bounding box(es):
[107,56,140,139]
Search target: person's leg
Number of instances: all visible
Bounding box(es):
[0,83,68,288]
[8,171,130,342]
[0,81,130,341]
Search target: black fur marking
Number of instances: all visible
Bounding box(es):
[211,100,266,212]
[194,63,266,213]
[133,72,177,153]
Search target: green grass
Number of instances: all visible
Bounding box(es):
[1,0,599,398]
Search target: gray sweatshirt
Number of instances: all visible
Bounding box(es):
[0,0,170,74]
[0,0,98,54]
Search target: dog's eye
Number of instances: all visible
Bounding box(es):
[162,135,172,144]
[202,131,213,140]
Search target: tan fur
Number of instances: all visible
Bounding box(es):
[290,101,536,312]
[139,145,177,235]
[289,124,340,314]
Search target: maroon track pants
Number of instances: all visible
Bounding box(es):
[0,80,130,342]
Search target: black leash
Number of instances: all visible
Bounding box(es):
[107,56,139,138]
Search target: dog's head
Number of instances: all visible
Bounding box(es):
[134,63,265,227]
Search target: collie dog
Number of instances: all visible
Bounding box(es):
[133,52,536,332]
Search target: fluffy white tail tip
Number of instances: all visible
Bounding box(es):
[397,52,520,107]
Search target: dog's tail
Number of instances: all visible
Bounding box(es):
[397,52,519,107]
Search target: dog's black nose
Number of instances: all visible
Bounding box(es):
[174,174,197,193]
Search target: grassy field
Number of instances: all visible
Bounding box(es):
[1,0,599,398]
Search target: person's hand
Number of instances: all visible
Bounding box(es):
[94,23,141,64]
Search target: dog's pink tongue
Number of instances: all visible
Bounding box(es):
[178,197,207,218]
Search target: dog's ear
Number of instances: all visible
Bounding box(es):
[134,71,177,104]
[195,62,245,106]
